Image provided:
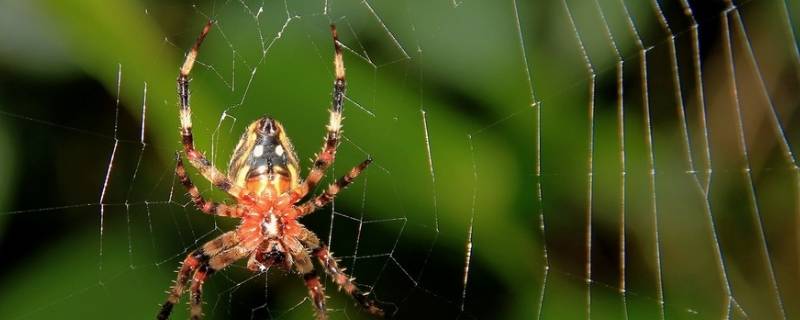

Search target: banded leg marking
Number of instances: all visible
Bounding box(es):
[314,245,385,318]
[292,158,372,218]
[176,20,245,200]
[281,24,347,204]
[187,245,251,319]
[175,153,241,217]
[157,231,240,319]
[304,272,328,320]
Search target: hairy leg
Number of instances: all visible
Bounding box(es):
[188,245,251,319]
[158,231,240,319]
[281,24,347,204]
[290,233,327,320]
[314,244,384,318]
[175,153,242,217]
[292,158,371,218]
[304,272,328,320]
[176,20,246,200]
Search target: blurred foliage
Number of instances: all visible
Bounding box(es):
[1,0,799,319]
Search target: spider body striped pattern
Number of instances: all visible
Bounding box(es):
[157,21,384,320]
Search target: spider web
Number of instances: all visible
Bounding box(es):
[0,0,799,319]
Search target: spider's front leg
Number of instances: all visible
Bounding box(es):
[296,226,384,318]
[287,235,329,320]
[187,245,251,319]
[314,244,385,318]
[158,231,242,319]
[303,271,328,320]
[177,20,247,200]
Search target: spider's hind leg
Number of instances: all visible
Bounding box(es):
[283,24,347,204]
[175,20,247,201]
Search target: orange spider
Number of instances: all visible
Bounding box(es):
[157,21,384,320]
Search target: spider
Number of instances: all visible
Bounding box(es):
[157,21,385,320]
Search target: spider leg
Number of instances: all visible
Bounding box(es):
[282,24,346,204]
[296,224,322,250]
[189,245,251,319]
[291,158,372,219]
[177,20,246,200]
[158,231,240,320]
[289,235,328,320]
[296,227,383,317]
[176,153,242,217]
[314,244,385,318]
[188,265,211,320]
[304,272,328,320]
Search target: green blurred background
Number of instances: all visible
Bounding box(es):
[1,0,799,319]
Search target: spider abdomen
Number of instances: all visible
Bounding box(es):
[228,117,300,197]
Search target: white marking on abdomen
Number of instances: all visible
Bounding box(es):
[253,145,264,157]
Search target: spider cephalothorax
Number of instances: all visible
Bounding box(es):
[157,21,384,320]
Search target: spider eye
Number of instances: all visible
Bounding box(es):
[228,117,300,195]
